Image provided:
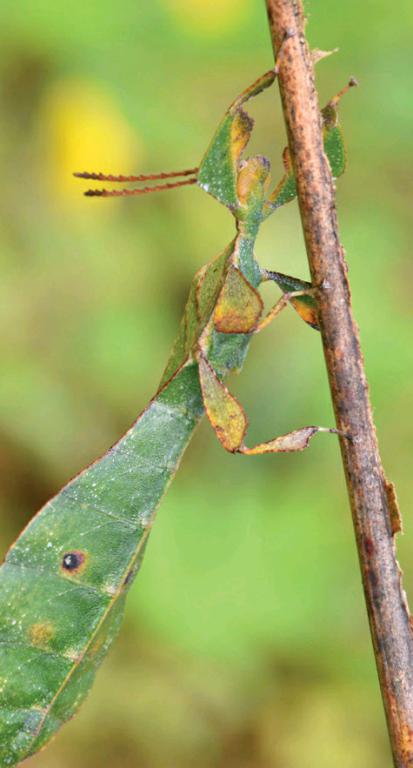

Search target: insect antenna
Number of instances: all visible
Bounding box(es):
[83,177,198,198]
[74,167,198,182]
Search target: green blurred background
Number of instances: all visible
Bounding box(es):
[0,0,412,765]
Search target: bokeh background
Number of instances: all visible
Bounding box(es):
[0,1,412,765]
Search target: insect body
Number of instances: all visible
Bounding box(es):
[0,70,352,765]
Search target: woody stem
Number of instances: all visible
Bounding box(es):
[265,1,413,765]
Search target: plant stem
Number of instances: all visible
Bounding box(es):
[265,1,413,764]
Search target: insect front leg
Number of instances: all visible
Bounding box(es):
[197,353,340,456]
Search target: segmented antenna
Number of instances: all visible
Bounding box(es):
[74,167,198,183]
[84,177,197,198]
[74,166,198,198]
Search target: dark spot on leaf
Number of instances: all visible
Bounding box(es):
[61,550,86,573]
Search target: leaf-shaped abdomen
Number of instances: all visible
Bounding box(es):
[0,363,204,766]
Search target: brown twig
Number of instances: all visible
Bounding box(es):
[265,1,413,765]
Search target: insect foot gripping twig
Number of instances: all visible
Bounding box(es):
[265,1,413,765]
[273,28,295,74]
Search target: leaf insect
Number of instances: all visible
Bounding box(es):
[0,67,355,765]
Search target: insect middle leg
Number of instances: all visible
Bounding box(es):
[258,269,319,331]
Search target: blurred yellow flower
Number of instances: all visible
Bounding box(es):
[162,0,250,36]
[39,79,142,206]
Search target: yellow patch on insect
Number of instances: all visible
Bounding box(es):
[237,156,271,208]
[290,297,319,329]
[230,110,253,174]
[29,622,55,649]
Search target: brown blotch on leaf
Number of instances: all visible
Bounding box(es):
[61,550,87,575]
[29,622,54,648]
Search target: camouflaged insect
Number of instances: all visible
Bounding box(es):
[0,69,353,765]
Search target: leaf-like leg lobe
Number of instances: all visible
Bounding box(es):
[214,267,263,334]
[240,427,323,454]
[198,355,247,452]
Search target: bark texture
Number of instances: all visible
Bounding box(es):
[265,1,413,765]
